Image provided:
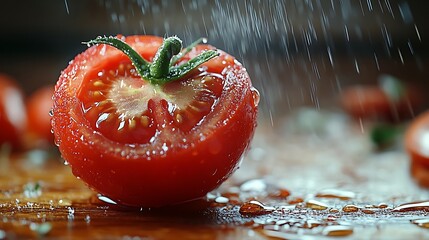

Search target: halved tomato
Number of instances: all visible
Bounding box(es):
[51,35,259,207]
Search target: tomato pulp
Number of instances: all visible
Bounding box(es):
[51,35,259,207]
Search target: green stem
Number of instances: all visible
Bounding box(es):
[170,37,206,66]
[149,36,182,78]
[84,36,219,85]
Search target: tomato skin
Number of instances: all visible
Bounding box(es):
[52,36,258,207]
[0,74,27,149]
[340,85,423,122]
[26,86,55,147]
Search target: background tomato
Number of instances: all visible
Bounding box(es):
[405,111,429,187]
[0,74,27,150]
[340,76,423,122]
[51,36,258,207]
[25,85,55,148]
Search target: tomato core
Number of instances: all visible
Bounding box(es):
[77,61,224,145]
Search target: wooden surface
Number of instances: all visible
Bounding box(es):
[2,115,429,239]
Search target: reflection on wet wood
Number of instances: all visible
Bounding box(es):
[2,116,429,239]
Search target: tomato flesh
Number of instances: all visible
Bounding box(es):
[52,36,258,207]
[78,61,224,145]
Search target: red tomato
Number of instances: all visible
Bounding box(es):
[405,111,429,173]
[0,74,27,149]
[51,35,259,207]
[340,84,423,122]
[410,160,429,188]
[26,85,54,147]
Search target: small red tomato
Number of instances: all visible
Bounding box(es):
[410,160,429,188]
[405,111,429,188]
[340,75,423,122]
[26,85,55,147]
[51,36,259,207]
[0,74,27,149]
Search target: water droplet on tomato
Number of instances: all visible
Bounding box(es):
[97,194,117,205]
[120,151,127,157]
[161,143,169,152]
[250,87,260,107]
[48,109,54,117]
[54,137,61,147]
[63,160,69,166]
[167,101,177,114]
[96,113,110,128]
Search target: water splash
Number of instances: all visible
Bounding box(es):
[99,0,425,121]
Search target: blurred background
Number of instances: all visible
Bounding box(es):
[0,0,428,121]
